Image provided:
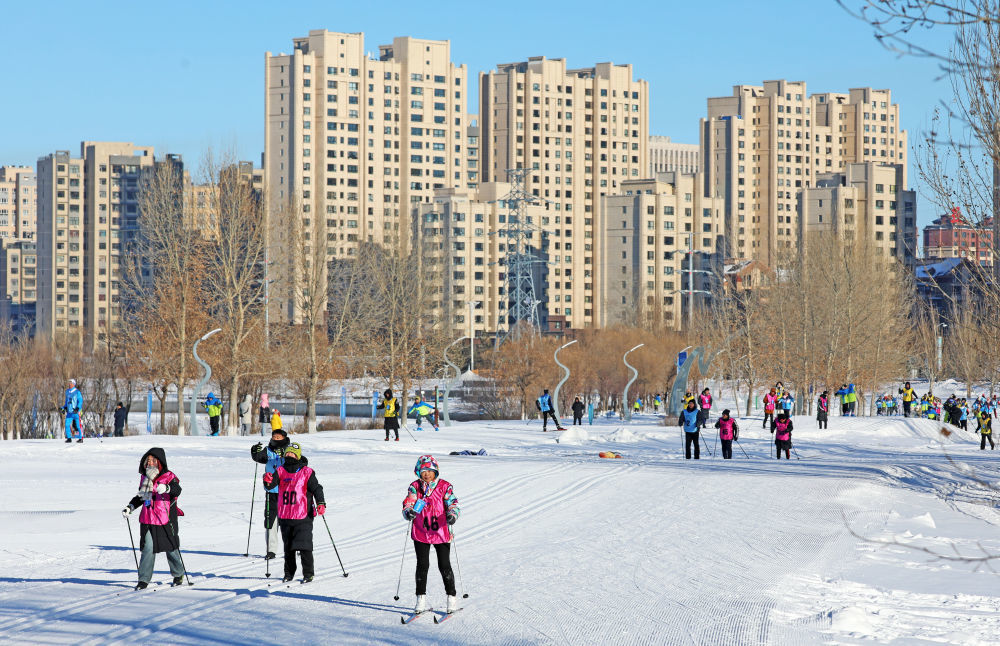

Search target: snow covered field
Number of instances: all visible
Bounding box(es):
[3,412,1000,645]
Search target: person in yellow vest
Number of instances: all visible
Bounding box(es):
[378,388,400,441]
[898,381,916,417]
[270,409,283,433]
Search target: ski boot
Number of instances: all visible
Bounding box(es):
[414,595,427,614]
[265,551,276,560]
[134,581,148,590]
[172,576,184,586]
[302,575,314,583]
[282,574,294,583]
[446,595,458,613]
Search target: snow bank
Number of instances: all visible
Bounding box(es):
[555,425,589,444]
[604,427,644,443]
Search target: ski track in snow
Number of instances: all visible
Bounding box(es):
[3,412,1000,645]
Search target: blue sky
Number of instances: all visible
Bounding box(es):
[1,0,953,225]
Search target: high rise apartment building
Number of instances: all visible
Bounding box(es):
[479,56,649,329]
[649,136,699,175]
[800,162,918,264]
[596,175,723,329]
[701,81,907,268]
[0,166,36,242]
[36,142,155,347]
[265,30,473,319]
[0,239,37,335]
[922,209,993,267]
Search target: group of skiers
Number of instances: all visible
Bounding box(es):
[121,435,463,617]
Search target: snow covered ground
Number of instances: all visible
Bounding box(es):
[3,412,1000,645]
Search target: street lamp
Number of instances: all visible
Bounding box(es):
[190,328,222,436]
[468,300,480,372]
[937,322,948,373]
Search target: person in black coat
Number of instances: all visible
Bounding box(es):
[114,401,129,437]
[571,397,585,425]
[122,447,185,589]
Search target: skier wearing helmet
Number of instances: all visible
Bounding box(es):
[402,455,461,616]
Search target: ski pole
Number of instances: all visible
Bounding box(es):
[791,442,801,460]
[245,462,258,557]
[125,514,140,577]
[713,432,719,459]
[451,528,469,599]
[734,438,750,459]
[164,505,193,586]
[699,431,713,457]
[401,423,417,442]
[394,520,412,600]
[320,514,349,577]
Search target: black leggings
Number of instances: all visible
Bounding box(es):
[541,410,559,429]
[414,540,456,596]
[720,439,733,459]
[982,434,995,450]
[762,411,773,428]
[685,431,700,459]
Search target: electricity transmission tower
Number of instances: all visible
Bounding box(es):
[495,168,545,345]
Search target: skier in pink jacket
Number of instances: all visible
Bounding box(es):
[762,388,778,429]
[402,455,461,615]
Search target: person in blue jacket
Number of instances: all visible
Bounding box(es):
[780,392,795,417]
[63,378,84,443]
[250,428,289,559]
[203,393,223,436]
[677,399,702,460]
[535,389,563,432]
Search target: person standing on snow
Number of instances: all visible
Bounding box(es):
[122,447,186,589]
[762,387,778,429]
[835,384,850,416]
[377,389,401,441]
[263,442,325,583]
[270,408,283,434]
[535,389,562,431]
[714,409,738,459]
[238,394,253,436]
[114,401,129,437]
[259,393,271,436]
[980,409,995,450]
[409,395,438,432]
[572,396,585,426]
[845,384,858,416]
[780,391,795,418]
[63,378,84,443]
[697,388,713,429]
[816,391,829,430]
[203,392,223,436]
[251,428,290,560]
[678,399,702,460]
[772,411,793,460]
[402,455,461,616]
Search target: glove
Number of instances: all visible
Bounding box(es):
[316,504,326,516]
[155,483,168,494]
[252,442,263,454]
[403,508,416,521]
[122,506,132,517]
[263,472,274,486]
[447,512,457,526]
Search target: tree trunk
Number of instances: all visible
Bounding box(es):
[176,377,187,436]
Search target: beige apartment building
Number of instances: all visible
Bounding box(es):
[0,239,37,335]
[800,162,918,263]
[649,136,699,175]
[0,166,36,243]
[596,175,724,329]
[479,56,649,330]
[701,80,908,268]
[413,183,550,336]
[265,30,473,320]
[36,142,156,347]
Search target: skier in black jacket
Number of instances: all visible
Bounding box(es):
[571,397,585,425]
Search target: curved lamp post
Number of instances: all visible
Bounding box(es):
[552,339,578,425]
[189,328,222,436]
[623,343,645,421]
[442,336,469,427]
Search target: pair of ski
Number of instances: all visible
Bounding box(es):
[401,607,463,624]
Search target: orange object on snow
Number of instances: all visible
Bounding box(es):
[599,451,623,459]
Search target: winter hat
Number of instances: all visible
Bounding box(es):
[722,409,730,416]
[384,388,393,399]
[414,454,439,477]
[284,442,302,460]
[68,378,76,386]
[271,428,288,439]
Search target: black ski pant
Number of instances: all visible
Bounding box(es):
[762,411,774,428]
[720,439,733,459]
[817,414,828,430]
[982,434,995,450]
[384,416,399,440]
[284,547,314,579]
[541,410,559,430]
[209,415,220,436]
[573,414,583,425]
[413,540,456,596]
[684,431,700,459]
[903,400,911,417]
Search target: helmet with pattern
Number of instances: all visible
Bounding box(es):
[413,454,439,477]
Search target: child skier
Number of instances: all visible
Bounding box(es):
[678,399,701,459]
[203,392,223,436]
[762,388,778,429]
[251,428,290,559]
[714,409,738,459]
[771,411,793,460]
[409,396,438,432]
[270,409,283,433]
[262,442,325,583]
[816,391,829,430]
[698,388,713,429]
[378,389,401,441]
[980,410,995,450]
[780,392,795,417]
[122,447,185,589]
[402,455,461,615]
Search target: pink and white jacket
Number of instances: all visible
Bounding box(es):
[402,479,460,544]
